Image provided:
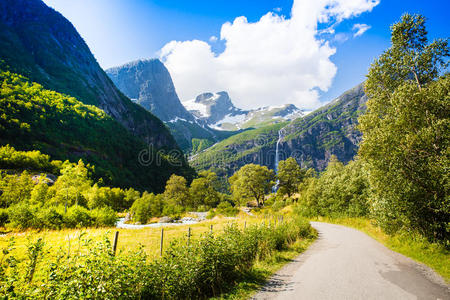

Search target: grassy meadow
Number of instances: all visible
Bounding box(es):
[0,211,317,299]
[0,213,272,259]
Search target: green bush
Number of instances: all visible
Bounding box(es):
[141,217,313,299]
[64,206,93,228]
[35,206,64,230]
[7,202,39,229]
[215,201,239,217]
[90,206,117,227]
[130,193,163,224]
[296,157,370,218]
[0,208,8,227]
[272,200,285,212]
[0,217,314,299]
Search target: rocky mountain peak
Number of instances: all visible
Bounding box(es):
[106,59,193,122]
[185,91,303,131]
[185,91,245,125]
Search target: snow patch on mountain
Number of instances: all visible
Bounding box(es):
[183,99,210,117]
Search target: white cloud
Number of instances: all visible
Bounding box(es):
[209,35,218,42]
[353,23,371,37]
[334,33,349,43]
[160,0,379,110]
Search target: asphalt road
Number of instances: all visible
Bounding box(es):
[253,222,449,300]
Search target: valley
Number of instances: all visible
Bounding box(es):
[0,0,448,299]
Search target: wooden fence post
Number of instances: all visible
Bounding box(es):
[210,224,213,234]
[244,221,247,230]
[187,227,191,246]
[160,228,164,256]
[67,235,71,257]
[112,231,119,256]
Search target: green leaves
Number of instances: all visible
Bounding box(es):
[366,13,449,100]
[297,157,370,218]
[277,157,306,197]
[0,69,194,193]
[229,164,275,206]
[0,218,314,299]
[359,14,449,242]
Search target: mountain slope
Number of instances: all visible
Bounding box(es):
[106,59,193,122]
[106,59,219,151]
[0,0,175,148]
[185,91,303,130]
[191,83,367,176]
[0,69,194,192]
[280,83,367,170]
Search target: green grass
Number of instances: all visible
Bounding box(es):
[314,217,449,282]
[0,215,257,260]
[0,213,318,298]
[214,236,317,299]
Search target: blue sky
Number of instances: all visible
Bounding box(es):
[43,0,449,109]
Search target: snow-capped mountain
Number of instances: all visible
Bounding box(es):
[183,92,303,130]
[106,59,218,151]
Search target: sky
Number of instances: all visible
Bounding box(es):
[43,0,449,110]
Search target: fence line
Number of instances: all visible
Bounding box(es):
[110,216,285,256]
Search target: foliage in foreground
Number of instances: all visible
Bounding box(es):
[0,217,314,299]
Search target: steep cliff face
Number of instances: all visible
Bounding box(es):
[107,59,193,122]
[0,0,176,149]
[279,83,367,170]
[191,83,367,176]
[106,59,218,151]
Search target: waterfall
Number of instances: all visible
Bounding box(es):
[273,128,284,192]
[274,129,282,173]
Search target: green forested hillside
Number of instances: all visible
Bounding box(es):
[0,0,179,149]
[0,69,194,192]
[191,83,367,177]
[191,122,286,178]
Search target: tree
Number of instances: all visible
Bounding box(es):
[130,192,162,224]
[51,160,91,207]
[163,174,189,207]
[0,171,34,207]
[189,171,220,209]
[277,158,305,198]
[359,14,449,241]
[298,157,370,217]
[365,13,449,98]
[229,164,275,207]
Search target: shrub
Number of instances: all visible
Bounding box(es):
[64,205,93,228]
[0,208,8,227]
[7,202,39,229]
[130,193,163,224]
[35,206,64,230]
[272,200,285,212]
[215,201,239,217]
[90,206,118,227]
[0,217,314,299]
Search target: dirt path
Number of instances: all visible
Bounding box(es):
[252,222,449,300]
